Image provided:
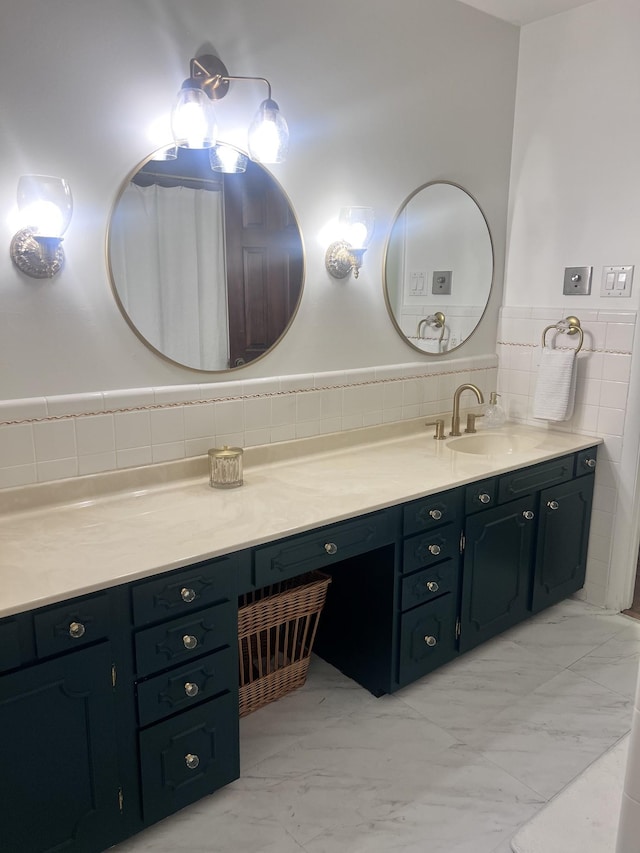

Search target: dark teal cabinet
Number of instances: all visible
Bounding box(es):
[460,496,535,653]
[0,643,122,853]
[0,447,597,853]
[531,475,595,612]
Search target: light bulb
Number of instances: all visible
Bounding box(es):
[17,176,73,238]
[210,145,248,173]
[247,99,289,164]
[171,87,217,149]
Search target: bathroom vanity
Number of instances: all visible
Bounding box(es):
[0,422,599,853]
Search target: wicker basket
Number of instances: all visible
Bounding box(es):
[238,571,332,717]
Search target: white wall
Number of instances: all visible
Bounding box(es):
[499,0,640,612]
[0,0,518,400]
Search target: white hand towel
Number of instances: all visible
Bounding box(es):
[532,346,577,421]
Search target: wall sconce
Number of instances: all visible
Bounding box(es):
[171,54,289,164]
[10,175,73,279]
[325,207,375,279]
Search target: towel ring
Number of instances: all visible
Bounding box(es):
[541,315,584,354]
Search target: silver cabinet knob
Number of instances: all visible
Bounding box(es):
[478,493,491,504]
[584,458,596,469]
[324,542,338,555]
[184,682,200,698]
[429,509,442,520]
[426,581,439,592]
[181,587,196,603]
[183,634,198,650]
[547,500,559,510]
[424,635,438,647]
[428,544,441,556]
[185,753,200,770]
[522,510,535,520]
[68,621,85,639]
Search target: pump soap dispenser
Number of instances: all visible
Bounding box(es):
[483,392,506,429]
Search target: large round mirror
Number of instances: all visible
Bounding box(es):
[107,145,304,371]
[384,181,493,355]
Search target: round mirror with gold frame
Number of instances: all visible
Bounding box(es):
[107,144,304,371]
[383,181,493,355]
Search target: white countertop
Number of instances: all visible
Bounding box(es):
[0,420,601,619]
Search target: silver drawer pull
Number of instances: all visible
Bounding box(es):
[478,493,491,504]
[547,500,559,511]
[426,581,439,592]
[183,634,198,650]
[522,510,535,520]
[428,544,441,556]
[424,635,437,647]
[185,753,200,770]
[68,621,86,639]
[584,458,596,469]
[181,587,196,603]
[184,682,200,698]
[429,509,442,520]
[324,542,338,555]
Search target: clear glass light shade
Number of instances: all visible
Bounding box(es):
[338,207,375,249]
[247,98,289,164]
[209,145,248,173]
[171,86,217,149]
[17,175,73,238]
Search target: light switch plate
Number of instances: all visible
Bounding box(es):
[600,265,633,298]
[563,266,592,295]
[432,270,452,295]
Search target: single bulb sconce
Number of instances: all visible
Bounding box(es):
[171,54,289,164]
[10,175,73,279]
[325,207,375,280]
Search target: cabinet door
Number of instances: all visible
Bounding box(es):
[531,475,595,613]
[0,643,121,853]
[398,593,458,686]
[460,496,535,653]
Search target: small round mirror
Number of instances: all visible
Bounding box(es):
[384,181,493,355]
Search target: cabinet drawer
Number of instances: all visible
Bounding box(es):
[401,562,457,612]
[498,456,572,503]
[34,593,110,658]
[135,601,235,677]
[137,646,236,727]
[575,447,598,477]
[139,692,239,825]
[403,488,462,536]
[465,479,496,514]
[132,555,235,626]
[253,510,393,586]
[398,594,458,685]
[403,523,459,574]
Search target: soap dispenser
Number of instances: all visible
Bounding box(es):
[483,392,506,429]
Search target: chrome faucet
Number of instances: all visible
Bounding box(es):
[450,383,484,436]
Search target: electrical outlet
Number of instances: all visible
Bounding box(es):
[563,266,592,295]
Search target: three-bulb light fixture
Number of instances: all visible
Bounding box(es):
[10,175,73,279]
[171,54,289,170]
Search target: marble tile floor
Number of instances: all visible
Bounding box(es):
[111,599,640,853]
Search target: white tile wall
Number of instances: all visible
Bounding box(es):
[0,357,497,489]
[497,307,636,609]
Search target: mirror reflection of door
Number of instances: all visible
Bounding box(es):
[224,164,303,367]
[108,147,304,372]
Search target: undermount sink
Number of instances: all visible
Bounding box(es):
[447,432,540,456]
